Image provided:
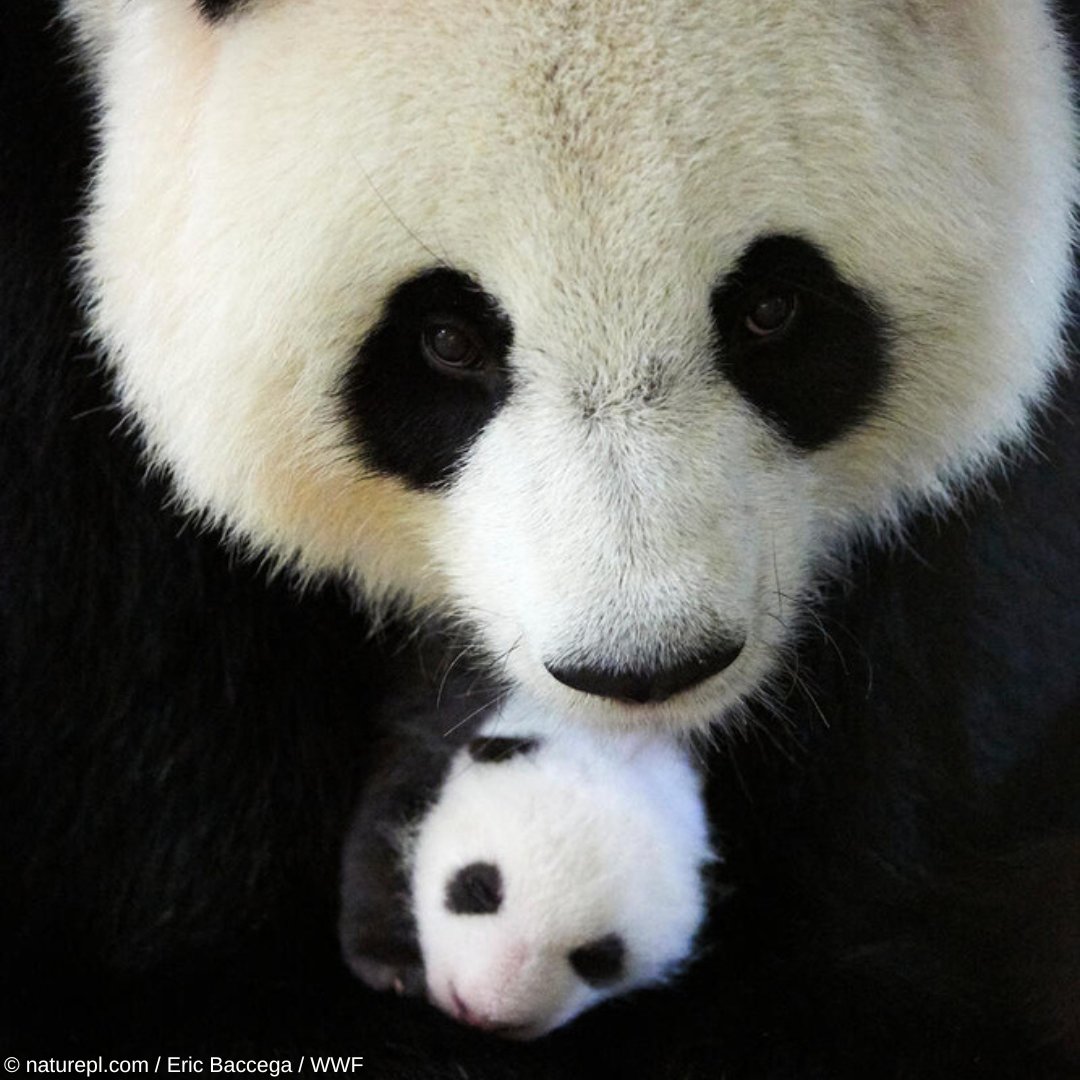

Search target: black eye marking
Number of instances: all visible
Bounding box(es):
[467,736,541,763]
[568,933,626,987]
[196,0,247,21]
[445,861,503,915]
[710,234,891,450]
[337,267,514,490]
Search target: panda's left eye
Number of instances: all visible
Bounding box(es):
[710,234,891,451]
[421,318,485,374]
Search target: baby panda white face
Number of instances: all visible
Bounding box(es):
[409,700,710,1038]
[66,0,1076,729]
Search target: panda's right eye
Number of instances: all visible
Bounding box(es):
[338,266,514,490]
[744,291,798,337]
[421,318,485,376]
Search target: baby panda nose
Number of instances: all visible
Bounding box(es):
[449,987,495,1030]
[448,986,528,1036]
[544,638,744,704]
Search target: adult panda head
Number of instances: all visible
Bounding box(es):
[64,0,1077,729]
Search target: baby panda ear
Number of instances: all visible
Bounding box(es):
[466,735,541,763]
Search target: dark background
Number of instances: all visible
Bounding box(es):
[1,3,1078,1076]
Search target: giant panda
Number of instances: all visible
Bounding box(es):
[2,0,1079,1076]
[338,692,713,1039]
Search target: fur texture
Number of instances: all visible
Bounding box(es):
[2,2,1079,1078]
[62,0,1076,729]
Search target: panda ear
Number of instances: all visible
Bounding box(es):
[467,736,541,764]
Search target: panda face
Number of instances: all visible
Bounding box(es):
[409,712,710,1037]
[67,0,1076,729]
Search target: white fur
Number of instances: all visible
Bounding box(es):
[64,0,1078,728]
[409,696,711,1038]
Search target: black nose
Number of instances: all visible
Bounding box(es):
[544,638,744,704]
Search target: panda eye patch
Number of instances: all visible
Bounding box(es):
[467,735,541,763]
[568,933,626,987]
[445,861,503,915]
[338,267,514,490]
[711,234,890,450]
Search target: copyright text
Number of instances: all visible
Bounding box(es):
[4,1061,363,1077]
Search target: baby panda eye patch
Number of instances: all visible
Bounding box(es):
[710,234,891,450]
[338,267,514,490]
[445,861,504,915]
[466,735,541,763]
[568,933,626,987]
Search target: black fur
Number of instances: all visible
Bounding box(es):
[338,675,491,997]
[467,735,541,763]
[567,934,625,988]
[338,268,514,490]
[195,0,248,22]
[3,4,1080,1078]
[445,863,503,916]
[711,235,891,449]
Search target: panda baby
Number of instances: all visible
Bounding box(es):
[339,694,712,1039]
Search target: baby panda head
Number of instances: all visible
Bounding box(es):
[409,701,710,1038]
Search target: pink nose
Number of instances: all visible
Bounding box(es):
[448,986,523,1035]
[451,986,493,1028]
